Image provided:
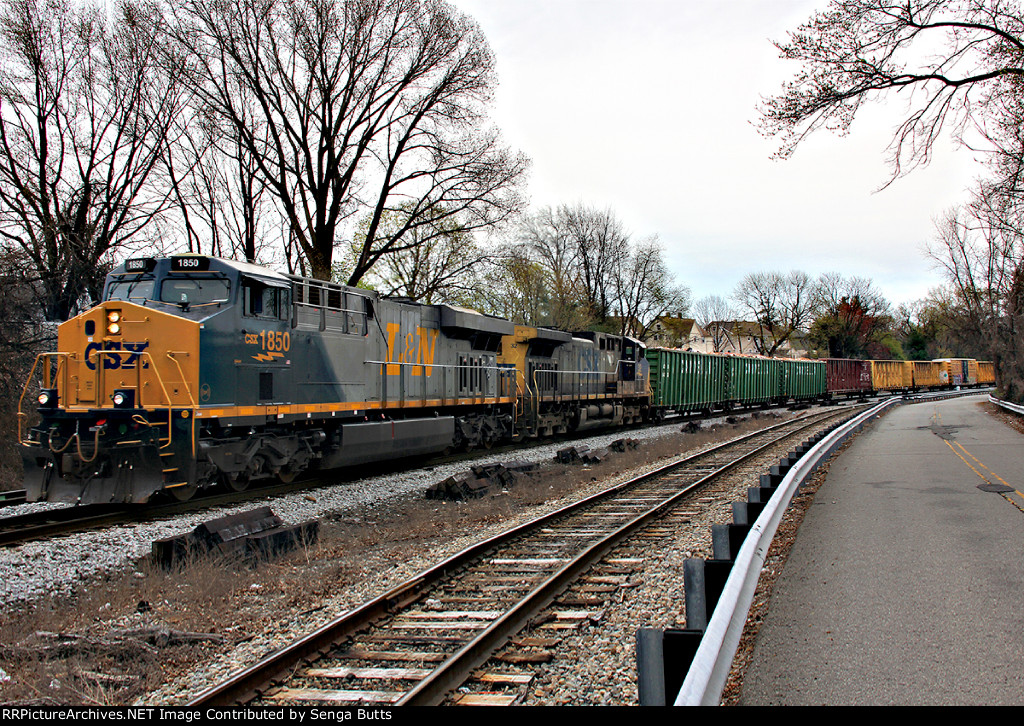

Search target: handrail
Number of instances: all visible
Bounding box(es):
[17,352,71,444]
[365,359,516,403]
[164,352,199,457]
[19,348,197,456]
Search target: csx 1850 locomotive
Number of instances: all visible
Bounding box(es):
[19,256,648,504]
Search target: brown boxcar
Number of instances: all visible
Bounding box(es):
[825,358,871,396]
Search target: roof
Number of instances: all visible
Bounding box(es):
[654,316,699,336]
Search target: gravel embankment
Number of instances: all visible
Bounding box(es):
[0,419,722,610]
[0,407,835,706]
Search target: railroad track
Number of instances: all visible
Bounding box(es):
[190,405,862,707]
[0,489,26,508]
[0,476,345,547]
[0,434,562,547]
[0,405,834,548]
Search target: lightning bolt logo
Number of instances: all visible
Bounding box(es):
[252,352,284,362]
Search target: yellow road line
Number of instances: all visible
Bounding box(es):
[943,438,1024,502]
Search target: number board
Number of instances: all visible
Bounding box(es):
[125,258,155,273]
[171,256,211,272]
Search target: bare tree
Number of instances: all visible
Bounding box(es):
[0,0,186,320]
[472,245,551,327]
[515,206,592,330]
[930,201,1024,399]
[733,270,818,356]
[510,204,690,335]
[163,104,281,263]
[693,294,735,352]
[349,204,489,304]
[612,238,691,340]
[759,0,1024,179]
[561,202,629,325]
[164,0,527,283]
[895,290,978,359]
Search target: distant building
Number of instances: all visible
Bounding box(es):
[644,314,709,351]
[703,321,812,359]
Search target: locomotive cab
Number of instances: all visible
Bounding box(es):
[18,256,289,503]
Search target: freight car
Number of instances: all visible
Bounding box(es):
[18,256,652,505]
[824,358,872,397]
[977,361,996,385]
[869,360,905,393]
[645,348,826,417]
[934,358,979,387]
[831,357,982,395]
[907,360,947,389]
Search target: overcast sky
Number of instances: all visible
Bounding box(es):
[450,0,987,309]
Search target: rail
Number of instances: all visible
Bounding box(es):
[529,358,647,401]
[364,358,517,408]
[17,352,71,444]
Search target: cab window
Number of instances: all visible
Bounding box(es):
[243,279,289,320]
[159,278,230,306]
[106,278,155,302]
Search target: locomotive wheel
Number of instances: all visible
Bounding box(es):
[227,474,250,492]
[277,470,297,484]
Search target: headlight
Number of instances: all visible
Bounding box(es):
[111,389,134,409]
[106,309,122,335]
[37,389,57,408]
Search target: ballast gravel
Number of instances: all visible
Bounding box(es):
[0,419,727,610]
[0,407,833,706]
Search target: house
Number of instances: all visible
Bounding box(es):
[644,314,709,351]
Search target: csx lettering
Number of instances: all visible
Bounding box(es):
[384,324,439,376]
[84,341,150,370]
[245,330,290,353]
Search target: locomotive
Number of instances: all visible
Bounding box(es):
[17,256,648,504]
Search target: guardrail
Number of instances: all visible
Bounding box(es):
[902,386,994,403]
[662,397,901,706]
[989,394,1024,416]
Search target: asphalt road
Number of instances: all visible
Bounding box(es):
[740,394,1024,706]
